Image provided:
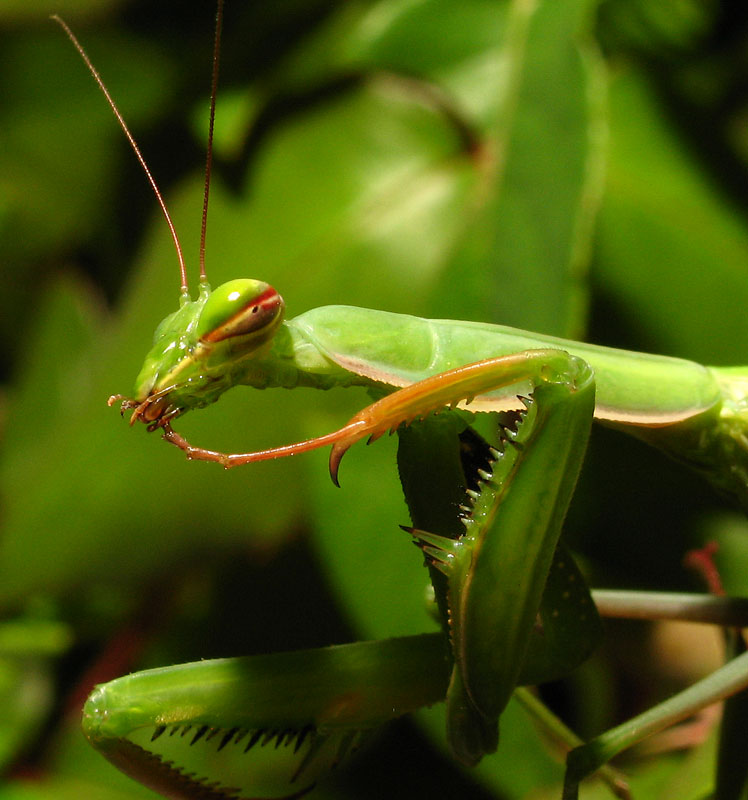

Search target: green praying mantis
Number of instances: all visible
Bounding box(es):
[56,4,748,799]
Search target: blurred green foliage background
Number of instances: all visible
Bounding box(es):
[2,0,748,797]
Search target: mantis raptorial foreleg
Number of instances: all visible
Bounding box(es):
[394,351,597,764]
[82,636,451,800]
[159,349,600,765]
[86,360,601,796]
[159,348,592,485]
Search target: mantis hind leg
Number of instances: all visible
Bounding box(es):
[562,647,748,800]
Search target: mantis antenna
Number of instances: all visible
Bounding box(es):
[199,0,224,284]
[51,0,226,297]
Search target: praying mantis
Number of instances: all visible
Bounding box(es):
[52,3,748,799]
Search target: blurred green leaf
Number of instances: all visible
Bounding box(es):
[595,69,748,364]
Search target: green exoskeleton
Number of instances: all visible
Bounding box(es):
[58,4,748,800]
[97,278,748,800]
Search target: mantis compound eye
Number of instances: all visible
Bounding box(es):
[196,279,285,344]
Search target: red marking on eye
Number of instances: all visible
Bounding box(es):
[201,286,283,343]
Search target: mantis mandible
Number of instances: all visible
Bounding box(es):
[56,4,748,799]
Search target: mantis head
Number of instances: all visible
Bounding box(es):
[109,279,285,429]
[56,3,290,436]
